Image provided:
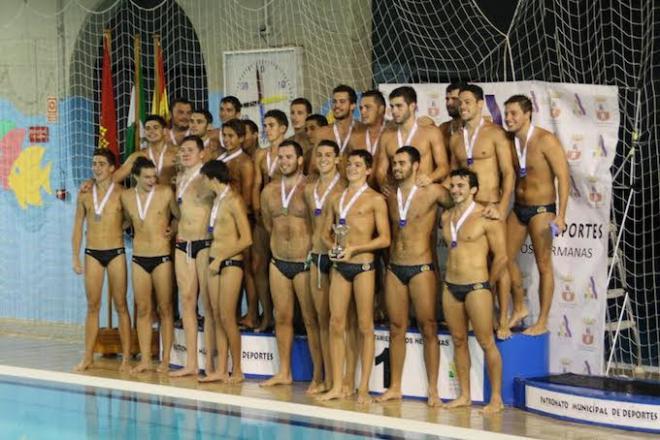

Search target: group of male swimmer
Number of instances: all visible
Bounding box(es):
[72,82,569,413]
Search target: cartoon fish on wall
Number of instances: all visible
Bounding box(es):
[7,145,52,209]
[0,127,25,189]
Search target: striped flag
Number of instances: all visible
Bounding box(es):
[98,30,119,165]
[125,34,146,161]
[150,35,170,123]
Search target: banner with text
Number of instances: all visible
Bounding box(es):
[379,81,618,375]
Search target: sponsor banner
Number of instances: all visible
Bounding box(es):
[371,329,485,402]
[379,81,616,375]
[525,385,660,432]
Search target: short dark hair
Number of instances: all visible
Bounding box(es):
[221,95,242,113]
[450,168,479,190]
[361,89,386,108]
[389,86,417,105]
[291,97,312,114]
[317,139,340,156]
[243,119,259,134]
[348,149,373,169]
[131,156,156,176]
[93,148,117,166]
[395,146,420,164]
[504,94,533,121]
[144,114,167,127]
[332,84,357,104]
[264,109,289,128]
[223,118,245,137]
[192,108,213,124]
[279,139,303,158]
[170,97,193,111]
[200,160,232,184]
[446,81,469,94]
[306,114,328,126]
[459,84,484,101]
[181,134,204,151]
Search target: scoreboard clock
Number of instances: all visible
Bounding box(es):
[223,47,303,143]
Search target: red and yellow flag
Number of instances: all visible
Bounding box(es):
[151,35,170,123]
[98,30,119,165]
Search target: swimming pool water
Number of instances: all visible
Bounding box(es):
[0,376,447,439]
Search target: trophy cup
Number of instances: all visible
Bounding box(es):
[331,222,350,258]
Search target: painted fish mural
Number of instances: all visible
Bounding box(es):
[7,145,52,209]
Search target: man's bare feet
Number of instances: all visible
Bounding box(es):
[523,322,549,336]
[317,387,343,402]
[156,362,170,374]
[239,314,258,330]
[73,358,94,372]
[118,360,130,373]
[255,318,274,333]
[508,307,528,329]
[427,394,444,407]
[169,366,198,377]
[306,381,327,395]
[198,372,228,383]
[341,383,355,398]
[496,325,512,340]
[260,373,292,387]
[226,372,245,384]
[375,388,402,402]
[482,398,504,414]
[445,395,471,409]
[130,360,152,374]
[356,391,373,405]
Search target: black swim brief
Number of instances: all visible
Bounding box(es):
[333,261,375,282]
[175,239,212,259]
[445,281,491,302]
[208,257,244,274]
[85,248,125,267]
[310,253,332,275]
[513,203,556,226]
[388,263,434,285]
[132,255,171,273]
[271,258,308,280]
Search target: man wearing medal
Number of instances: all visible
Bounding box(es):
[259,140,324,392]
[190,108,222,162]
[167,97,194,147]
[352,90,387,187]
[318,149,391,405]
[377,146,452,407]
[441,168,507,414]
[72,148,131,372]
[303,139,346,393]
[450,84,515,338]
[120,157,179,374]
[503,95,569,336]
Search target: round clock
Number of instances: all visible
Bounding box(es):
[224,47,303,143]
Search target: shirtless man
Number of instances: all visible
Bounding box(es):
[438,81,467,162]
[251,109,289,331]
[120,157,179,374]
[353,90,387,185]
[190,109,222,161]
[503,94,569,335]
[377,86,449,196]
[167,98,193,147]
[315,85,362,173]
[220,95,242,123]
[198,160,253,383]
[72,148,131,372]
[442,168,506,414]
[101,115,178,187]
[318,150,391,404]
[377,146,452,407]
[260,140,323,393]
[289,97,314,172]
[450,84,515,338]
[303,140,346,391]
[170,135,215,378]
[242,119,260,158]
[305,114,328,149]
[220,118,257,329]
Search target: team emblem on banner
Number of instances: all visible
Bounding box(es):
[581,317,596,348]
[427,92,440,117]
[567,135,583,161]
[560,277,577,304]
[587,176,604,207]
[594,96,611,122]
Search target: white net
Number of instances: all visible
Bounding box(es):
[0,0,657,373]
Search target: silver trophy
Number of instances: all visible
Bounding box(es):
[331,222,350,258]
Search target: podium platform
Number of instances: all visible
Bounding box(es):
[514,374,660,433]
[169,326,548,405]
